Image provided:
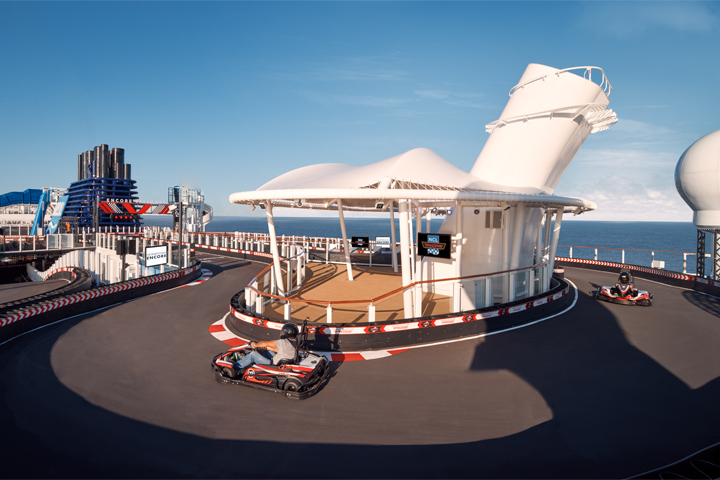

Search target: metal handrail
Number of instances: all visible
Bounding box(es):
[559,244,695,255]
[485,103,616,133]
[246,261,547,308]
[247,242,306,292]
[558,244,706,275]
[509,66,612,96]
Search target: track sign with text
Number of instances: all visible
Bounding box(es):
[145,245,168,267]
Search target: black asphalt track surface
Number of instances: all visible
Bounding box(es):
[0,278,68,304]
[2,258,720,478]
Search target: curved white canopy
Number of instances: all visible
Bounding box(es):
[257,148,540,194]
[230,147,596,213]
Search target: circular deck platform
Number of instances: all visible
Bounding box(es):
[1,254,719,478]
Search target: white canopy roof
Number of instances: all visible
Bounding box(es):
[229,148,596,213]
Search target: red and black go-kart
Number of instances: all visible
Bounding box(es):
[211,320,330,399]
[594,270,653,306]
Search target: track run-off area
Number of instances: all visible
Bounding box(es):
[2,252,720,478]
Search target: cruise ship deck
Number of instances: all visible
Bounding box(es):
[264,262,452,323]
[2,250,719,479]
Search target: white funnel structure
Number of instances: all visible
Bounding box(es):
[431,64,616,306]
[473,64,616,194]
[675,129,720,229]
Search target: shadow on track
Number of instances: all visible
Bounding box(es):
[682,290,720,318]
[469,269,720,477]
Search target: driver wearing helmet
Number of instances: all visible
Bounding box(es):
[613,271,637,297]
[233,323,298,370]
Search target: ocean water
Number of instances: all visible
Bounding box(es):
[556,221,700,274]
[144,216,704,274]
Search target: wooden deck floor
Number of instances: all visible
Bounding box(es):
[263,263,452,324]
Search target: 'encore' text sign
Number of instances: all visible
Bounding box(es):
[145,245,168,267]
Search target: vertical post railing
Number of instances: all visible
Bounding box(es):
[485,277,493,308]
[714,230,720,281]
[697,229,706,278]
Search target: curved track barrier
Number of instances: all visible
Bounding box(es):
[0,266,93,316]
[227,278,572,351]
[0,261,203,344]
[194,244,572,350]
[556,257,720,296]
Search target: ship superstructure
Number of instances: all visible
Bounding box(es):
[0,188,68,235]
[62,145,141,231]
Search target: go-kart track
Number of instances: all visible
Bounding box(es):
[2,252,720,479]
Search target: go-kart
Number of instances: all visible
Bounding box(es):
[211,320,330,400]
[594,270,653,306]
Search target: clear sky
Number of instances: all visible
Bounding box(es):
[1,1,718,221]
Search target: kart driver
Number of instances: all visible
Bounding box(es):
[613,271,637,297]
[233,323,298,370]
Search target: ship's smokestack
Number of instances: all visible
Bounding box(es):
[112,148,125,179]
[470,64,616,194]
[85,150,94,178]
[95,144,109,178]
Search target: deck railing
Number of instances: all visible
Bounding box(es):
[244,243,307,319]
[243,259,548,324]
[509,66,613,96]
[5,227,711,320]
[558,245,703,275]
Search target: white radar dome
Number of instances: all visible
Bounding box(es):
[675,129,720,228]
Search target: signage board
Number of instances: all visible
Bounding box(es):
[145,245,168,267]
[375,236,391,249]
[46,195,69,234]
[351,236,370,248]
[417,233,451,259]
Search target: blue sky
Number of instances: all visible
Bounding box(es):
[1,1,718,221]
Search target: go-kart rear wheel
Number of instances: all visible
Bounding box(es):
[283,378,302,392]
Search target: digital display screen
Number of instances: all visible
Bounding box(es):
[351,236,370,248]
[417,233,451,259]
